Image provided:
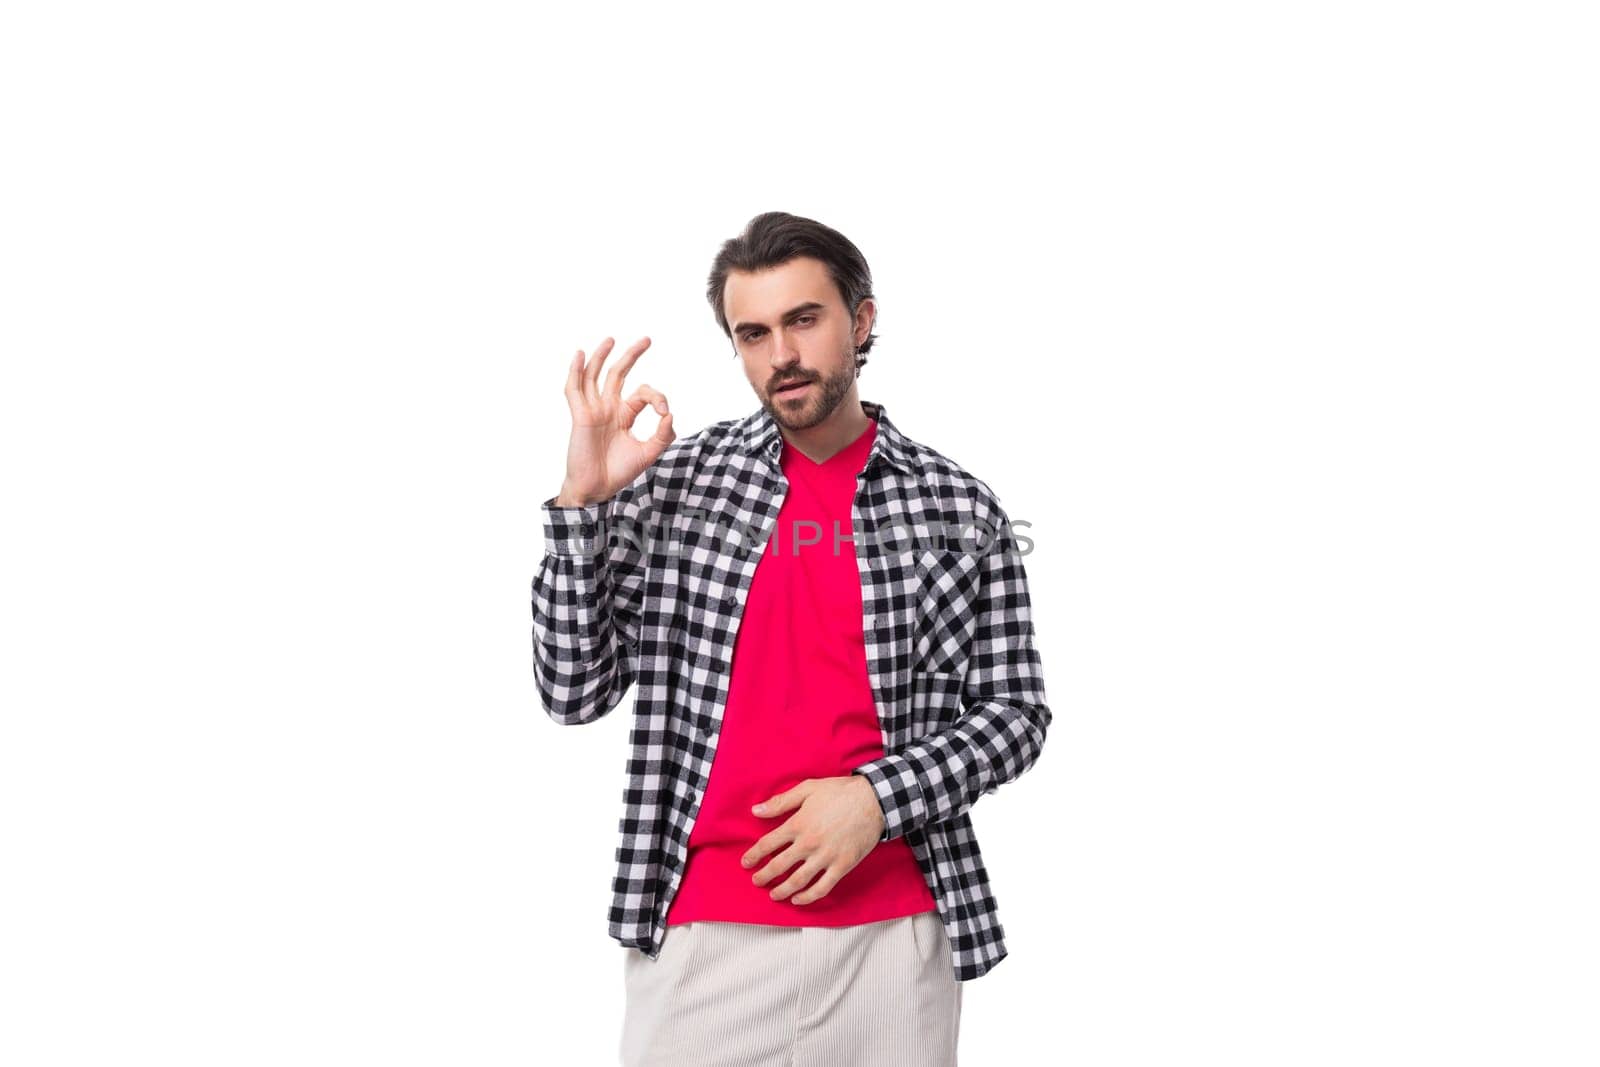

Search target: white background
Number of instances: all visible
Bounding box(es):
[3,2,1596,1064]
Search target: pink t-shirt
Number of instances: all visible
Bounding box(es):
[665,416,937,927]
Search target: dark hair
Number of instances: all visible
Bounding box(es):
[706,211,878,371]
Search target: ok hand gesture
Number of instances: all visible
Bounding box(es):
[555,336,675,507]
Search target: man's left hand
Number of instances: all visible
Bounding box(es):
[742,776,885,905]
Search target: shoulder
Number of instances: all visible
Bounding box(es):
[895,426,1034,561]
[905,435,1010,528]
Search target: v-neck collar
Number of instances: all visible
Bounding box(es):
[740,398,921,477]
[782,415,878,471]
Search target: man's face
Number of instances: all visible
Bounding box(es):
[724,255,873,431]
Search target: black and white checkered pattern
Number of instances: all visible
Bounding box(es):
[531,398,1052,981]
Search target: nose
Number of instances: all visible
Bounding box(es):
[767,328,800,369]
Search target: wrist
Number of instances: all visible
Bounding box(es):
[553,487,600,507]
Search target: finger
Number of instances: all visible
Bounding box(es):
[619,384,669,433]
[791,867,842,906]
[741,827,792,870]
[752,845,807,888]
[768,858,826,902]
[563,349,586,407]
[582,336,616,402]
[602,336,652,398]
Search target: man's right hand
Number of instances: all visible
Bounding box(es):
[552,336,676,507]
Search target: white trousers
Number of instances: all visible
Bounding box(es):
[620,910,963,1066]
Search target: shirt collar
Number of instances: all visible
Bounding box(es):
[738,397,921,476]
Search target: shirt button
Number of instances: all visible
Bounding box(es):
[722,591,737,608]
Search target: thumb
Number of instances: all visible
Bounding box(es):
[752,782,808,816]
[639,414,674,468]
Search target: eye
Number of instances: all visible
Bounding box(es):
[795,314,816,326]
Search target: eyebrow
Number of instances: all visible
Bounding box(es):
[731,301,827,335]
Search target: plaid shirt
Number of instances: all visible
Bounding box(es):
[531,398,1052,981]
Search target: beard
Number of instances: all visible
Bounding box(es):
[759,348,856,430]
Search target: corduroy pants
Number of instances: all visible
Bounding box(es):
[620,910,962,1066]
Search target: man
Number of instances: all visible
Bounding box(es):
[532,212,1052,1066]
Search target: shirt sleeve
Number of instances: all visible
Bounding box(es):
[530,470,652,725]
[852,506,1052,841]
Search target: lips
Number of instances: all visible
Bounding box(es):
[775,380,811,395]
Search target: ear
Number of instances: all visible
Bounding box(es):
[854,297,876,345]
